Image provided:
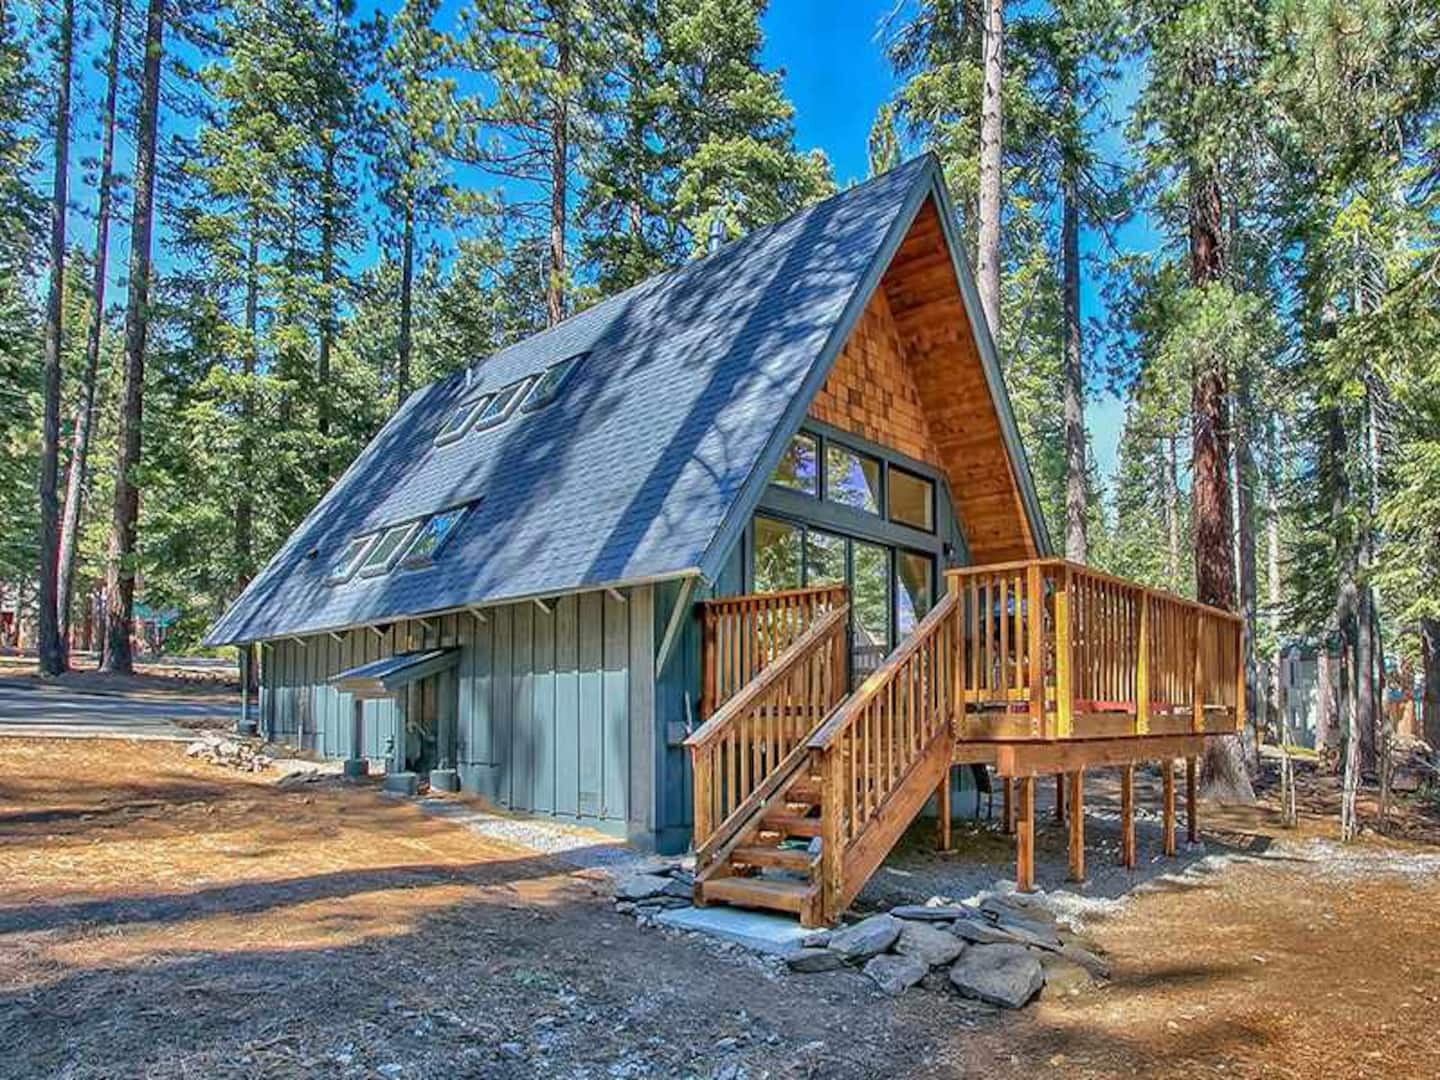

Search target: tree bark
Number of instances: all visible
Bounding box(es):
[1061,133,1086,564]
[318,136,336,479]
[1236,361,1259,760]
[397,198,414,405]
[1266,415,1284,742]
[1422,617,1440,750]
[101,0,165,675]
[57,0,122,655]
[1164,433,1180,590]
[976,0,1003,341]
[547,15,570,328]
[37,0,75,676]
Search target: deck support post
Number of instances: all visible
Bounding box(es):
[1016,775,1035,892]
[1002,776,1015,834]
[1120,764,1136,869]
[936,767,952,852]
[1067,769,1085,881]
[1186,755,1199,844]
[1055,772,1066,823]
[1162,759,1177,857]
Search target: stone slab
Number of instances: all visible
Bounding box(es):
[383,771,419,796]
[654,905,813,955]
[343,758,369,778]
[429,767,460,792]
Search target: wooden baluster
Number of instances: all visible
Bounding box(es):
[1137,592,1150,735]
[1028,563,1044,735]
[1192,609,1204,733]
[999,576,1009,703]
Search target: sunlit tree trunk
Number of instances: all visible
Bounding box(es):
[102,0,165,674]
[547,15,570,327]
[397,198,414,404]
[37,0,75,676]
[976,0,1003,339]
[57,0,123,660]
[1061,118,1086,564]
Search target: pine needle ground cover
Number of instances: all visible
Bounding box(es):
[2,739,1438,1078]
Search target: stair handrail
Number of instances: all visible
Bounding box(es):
[806,589,961,920]
[686,602,850,861]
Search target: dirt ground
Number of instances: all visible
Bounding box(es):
[0,655,239,699]
[2,739,1438,1079]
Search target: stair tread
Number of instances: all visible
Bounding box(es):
[703,875,812,913]
[732,844,814,871]
[761,812,823,837]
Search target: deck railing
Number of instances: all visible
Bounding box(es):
[699,584,848,719]
[686,603,850,862]
[806,590,961,921]
[947,560,1244,741]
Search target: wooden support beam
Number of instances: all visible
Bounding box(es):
[468,607,488,625]
[936,767,952,852]
[1163,759,1177,857]
[1067,769,1085,882]
[1186,755,1199,844]
[606,588,627,605]
[1055,772,1066,823]
[1002,776,1015,835]
[994,733,1206,777]
[1120,764,1136,869]
[1016,775,1035,892]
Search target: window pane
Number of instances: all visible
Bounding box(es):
[770,433,818,495]
[804,529,845,587]
[888,469,934,531]
[329,535,375,583]
[896,551,935,637]
[475,377,532,429]
[435,395,491,444]
[825,444,881,514]
[401,506,469,567]
[358,522,419,576]
[753,516,802,592]
[521,355,581,412]
[852,541,890,680]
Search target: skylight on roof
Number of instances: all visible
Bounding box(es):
[435,392,493,446]
[520,353,584,413]
[328,534,376,584]
[400,503,473,568]
[357,521,421,577]
[473,376,533,431]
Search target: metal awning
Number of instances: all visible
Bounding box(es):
[328,649,458,699]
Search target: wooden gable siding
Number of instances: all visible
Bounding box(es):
[879,198,1036,563]
[807,286,943,469]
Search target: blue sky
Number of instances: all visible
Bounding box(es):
[762,0,1133,484]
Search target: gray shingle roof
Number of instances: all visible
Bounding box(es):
[204,157,946,646]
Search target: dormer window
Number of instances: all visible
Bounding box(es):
[400,503,473,568]
[520,354,584,413]
[327,535,377,584]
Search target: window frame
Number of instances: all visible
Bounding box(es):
[823,440,884,516]
[398,502,474,570]
[356,520,424,578]
[768,431,821,498]
[472,376,535,433]
[887,465,936,534]
[327,534,379,585]
[519,353,585,414]
[434,392,495,447]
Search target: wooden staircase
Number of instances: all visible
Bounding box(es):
[687,588,963,926]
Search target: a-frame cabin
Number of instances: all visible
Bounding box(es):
[207,156,1242,925]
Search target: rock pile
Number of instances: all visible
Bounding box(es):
[186,733,273,773]
[611,858,696,923]
[781,896,1109,1008]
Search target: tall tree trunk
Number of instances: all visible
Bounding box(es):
[318,136,336,480]
[1236,361,1259,761]
[1422,616,1440,750]
[976,0,1003,340]
[1266,414,1283,742]
[1060,135,1086,564]
[1187,143,1251,800]
[101,0,164,675]
[1164,434,1180,590]
[236,221,257,593]
[37,0,75,676]
[547,21,570,328]
[397,199,414,406]
[57,0,122,656]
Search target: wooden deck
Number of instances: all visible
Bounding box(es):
[686,563,1244,925]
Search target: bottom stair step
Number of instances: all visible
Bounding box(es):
[702,876,812,915]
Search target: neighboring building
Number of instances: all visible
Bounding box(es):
[206,156,1048,852]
